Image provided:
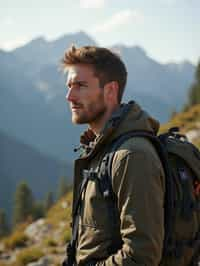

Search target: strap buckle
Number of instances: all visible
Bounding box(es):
[83,169,98,180]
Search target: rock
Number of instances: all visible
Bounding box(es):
[186,128,200,142]
[0,252,10,260]
[25,219,52,242]
[0,242,5,252]
[61,201,69,209]
[59,221,66,228]
[27,256,51,266]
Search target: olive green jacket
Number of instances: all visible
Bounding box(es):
[72,101,165,266]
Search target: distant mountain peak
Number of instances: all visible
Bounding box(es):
[63,30,94,39]
[112,44,146,56]
[13,36,47,52]
[52,31,97,47]
[166,60,194,73]
[29,36,47,44]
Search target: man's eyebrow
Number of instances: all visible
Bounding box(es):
[67,80,88,87]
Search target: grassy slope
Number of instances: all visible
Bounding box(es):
[1,104,200,265]
[0,192,73,266]
[160,104,200,148]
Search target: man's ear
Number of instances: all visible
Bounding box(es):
[104,81,119,104]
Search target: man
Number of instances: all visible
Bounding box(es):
[62,45,165,266]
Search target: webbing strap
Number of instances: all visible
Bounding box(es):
[101,131,175,257]
[167,231,200,259]
[68,170,95,265]
[178,164,196,221]
[98,156,122,254]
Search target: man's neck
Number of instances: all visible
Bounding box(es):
[89,104,120,135]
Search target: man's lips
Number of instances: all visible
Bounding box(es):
[71,105,82,110]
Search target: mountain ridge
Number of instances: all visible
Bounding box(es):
[0,31,195,162]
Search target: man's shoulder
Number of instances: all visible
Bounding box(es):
[112,135,160,162]
[110,135,165,179]
[110,135,165,194]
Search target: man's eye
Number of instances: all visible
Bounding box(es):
[66,82,87,90]
[80,85,87,89]
[78,82,87,88]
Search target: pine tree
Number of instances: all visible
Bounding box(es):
[188,83,200,106]
[44,191,54,211]
[32,201,45,220]
[186,61,200,108]
[13,182,34,226]
[0,209,9,238]
[57,176,68,199]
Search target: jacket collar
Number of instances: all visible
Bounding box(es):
[75,101,135,157]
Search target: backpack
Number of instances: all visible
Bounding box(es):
[97,127,200,266]
[64,127,200,266]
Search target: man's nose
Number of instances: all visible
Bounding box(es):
[66,88,76,102]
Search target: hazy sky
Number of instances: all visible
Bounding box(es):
[0,0,199,64]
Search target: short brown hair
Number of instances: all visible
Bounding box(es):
[62,45,127,103]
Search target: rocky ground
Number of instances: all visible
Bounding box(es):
[0,195,72,266]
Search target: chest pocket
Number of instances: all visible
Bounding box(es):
[80,169,113,229]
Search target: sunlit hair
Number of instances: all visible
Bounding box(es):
[62,45,127,103]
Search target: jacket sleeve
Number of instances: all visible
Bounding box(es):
[96,148,165,266]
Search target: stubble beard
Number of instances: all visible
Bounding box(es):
[71,100,107,126]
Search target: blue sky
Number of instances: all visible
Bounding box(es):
[0,0,199,64]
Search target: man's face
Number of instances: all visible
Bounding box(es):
[66,64,107,126]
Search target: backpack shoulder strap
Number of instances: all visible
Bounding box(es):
[98,130,175,257]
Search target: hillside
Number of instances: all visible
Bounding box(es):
[0,130,72,222]
[160,104,200,148]
[0,192,73,266]
[0,104,200,266]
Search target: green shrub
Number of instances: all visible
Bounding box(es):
[0,262,9,266]
[50,247,59,254]
[46,191,72,227]
[15,247,44,266]
[44,237,57,247]
[62,229,71,244]
[3,231,28,250]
